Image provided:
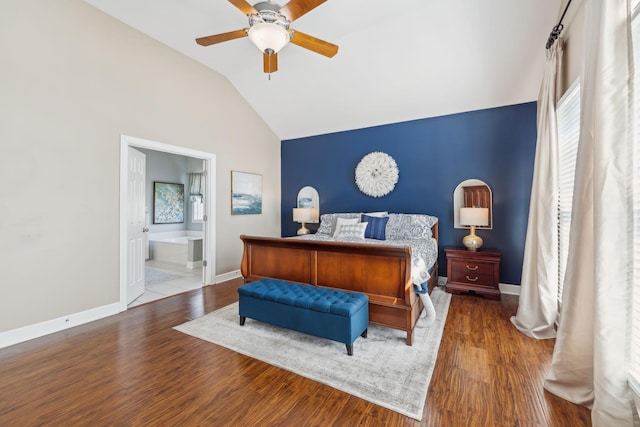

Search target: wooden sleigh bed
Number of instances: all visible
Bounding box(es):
[239,216,438,345]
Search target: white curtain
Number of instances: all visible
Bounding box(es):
[543,0,638,425]
[510,42,562,339]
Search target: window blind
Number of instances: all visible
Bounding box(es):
[556,79,580,305]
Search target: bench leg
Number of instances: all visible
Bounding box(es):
[361,329,367,338]
[346,344,353,356]
[239,316,246,326]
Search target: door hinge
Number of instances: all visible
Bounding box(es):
[202,260,208,267]
[203,215,207,222]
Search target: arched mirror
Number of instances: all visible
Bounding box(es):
[296,186,320,222]
[453,179,492,229]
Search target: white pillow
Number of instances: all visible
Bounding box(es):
[363,211,388,218]
[333,217,360,237]
[335,222,368,240]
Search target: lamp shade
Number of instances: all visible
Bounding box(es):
[293,207,319,223]
[460,207,489,226]
[248,23,290,53]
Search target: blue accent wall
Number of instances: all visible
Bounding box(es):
[281,102,537,285]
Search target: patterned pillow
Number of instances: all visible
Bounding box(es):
[385,214,438,240]
[333,217,360,238]
[317,213,361,235]
[335,222,368,239]
[362,214,389,240]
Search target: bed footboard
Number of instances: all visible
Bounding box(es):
[240,235,431,345]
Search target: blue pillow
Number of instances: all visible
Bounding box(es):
[362,214,389,240]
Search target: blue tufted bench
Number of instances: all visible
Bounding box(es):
[238,279,368,355]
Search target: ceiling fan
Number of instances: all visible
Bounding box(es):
[196,0,338,74]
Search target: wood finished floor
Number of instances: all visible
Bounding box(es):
[0,279,591,426]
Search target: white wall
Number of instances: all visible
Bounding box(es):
[0,0,281,333]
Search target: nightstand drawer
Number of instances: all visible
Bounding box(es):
[449,260,494,276]
[450,270,494,287]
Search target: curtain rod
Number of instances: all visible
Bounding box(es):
[546,0,572,49]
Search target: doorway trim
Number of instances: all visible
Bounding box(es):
[119,134,217,312]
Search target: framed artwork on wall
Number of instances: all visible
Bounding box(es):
[296,186,319,209]
[153,182,185,224]
[231,171,262,215]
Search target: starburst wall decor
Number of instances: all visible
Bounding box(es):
[355,152,399,198]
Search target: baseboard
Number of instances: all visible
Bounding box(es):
[0,303,120,350]
[215,269,242,284]
[186,260,203,269]
[438,276,521,296]
[1,268,245,349]
[499,283,521,296]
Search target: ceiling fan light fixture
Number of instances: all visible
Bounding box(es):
[196,0,338,73]
[248,22,290,54]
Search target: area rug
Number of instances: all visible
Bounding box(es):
[174,287,451,420]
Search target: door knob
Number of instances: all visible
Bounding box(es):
[142,227,149,232]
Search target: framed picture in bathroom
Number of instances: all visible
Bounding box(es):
[153,182,185,224]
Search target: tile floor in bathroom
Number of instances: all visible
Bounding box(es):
[128,259,203,308]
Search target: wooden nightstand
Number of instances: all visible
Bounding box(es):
[445,248,501,300]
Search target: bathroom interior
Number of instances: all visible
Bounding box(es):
[128,148,205,307]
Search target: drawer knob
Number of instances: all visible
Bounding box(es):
[466,275,479,282]
[465,264,479,271]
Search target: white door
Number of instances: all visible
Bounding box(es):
[127,147,146,304]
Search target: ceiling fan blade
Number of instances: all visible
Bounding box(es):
[263,52,278,73]
[196,29,247,46]
[279,0,327,22]
[228,0,257,15]
[290,30,338,58]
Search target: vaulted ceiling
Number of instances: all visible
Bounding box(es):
[84,0,560,140]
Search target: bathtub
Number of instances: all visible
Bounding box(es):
[148,231,203,269]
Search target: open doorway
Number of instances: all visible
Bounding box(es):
[129,148,205,307]
[119,135,216,311]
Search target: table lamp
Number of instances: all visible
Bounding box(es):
[460,207,489,251]
[293,207,319,235]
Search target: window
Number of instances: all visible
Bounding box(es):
[188,172,205,223]
[191,197,204,222]
[556,79,580,305]
[629,0,640,400]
